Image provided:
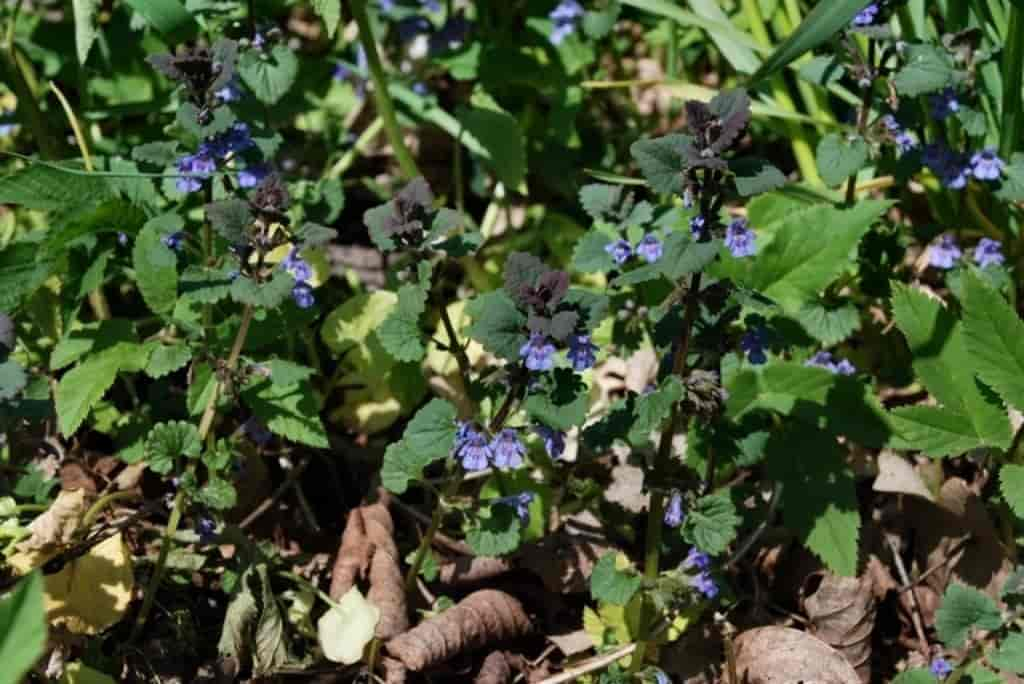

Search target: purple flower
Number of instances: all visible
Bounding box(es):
[223,122,254,155]
[894,131,918,155]
[378,0,395,11]
[567,334,597,371]
[490,429,526,470]
[332,62,351,82]
[549,0,584,45]
[282,247,313,283]
[534,425,565,460]
[242,417,273,445]
[879,114,901,133]
[930,658,953,679]
[923,145,971,189]
[725,218,756,258]
[689,215,708,240]
[238,163,269,188]
[805,351,856,376]
[929,234,962,269]
[175,153,215,193]
[683,547,711,571]
[162,232,185,251]
[930,88,960,120]
[636,234,663,263]
[970,148,1005,181]
[117,232,129,246]
[292,282,315,309]
[664,491,684,528]
[495,491,534,523]
[214,78,242,103]
[942,159,971,189]
[852,3,879,26]
[456,427,492,471]
[412,82,429,96]
[692,571,719,599]
[740,327,768,365]
[605,239,632,265]
[194,517,217,544]
[974,237,1005,268]
[520,333,556,372]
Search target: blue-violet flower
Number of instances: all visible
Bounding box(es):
[970,148,1005,181]
[292,282,315,309]
[567,334,597,371]
[520,333,556,372]
[605,239,632,266]
[490,429,526,470]
[929,234,962,269]
[534,425,566,460]
[636,234,663,263]
[549,0,584,45]
[974,237,1005,268]
[664,492,684,528]
[725,218,756,258]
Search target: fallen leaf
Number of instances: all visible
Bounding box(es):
[15,489,88,553]
[731,626,860,684]
[318,586,380,665]
[873,451,934,501]
[804,573,876,681]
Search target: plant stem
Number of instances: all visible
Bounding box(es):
[438,304,472,385]
[1000,4,1024,160]
[1,0,58,160]
[846,40,876,205]
[350,0,421,180]
[131,304,255,642]
[81,490,140,529]
[630,271,702,673]
[404,472,462,591]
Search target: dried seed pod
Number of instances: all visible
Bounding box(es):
[385,590,531,671]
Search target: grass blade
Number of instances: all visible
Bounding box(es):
[749,0,869,86]
[620,0,766,54]
[687,0,761,74]
[1001,5,1024,159]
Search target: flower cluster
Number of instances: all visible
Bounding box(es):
[805,351,856,376]
[690,215,756,258]
[879,115,917,155]
[740,326,769,365]
[282,248,315,309]
[683,547,718,599]
[454,423,528,472]
[549,0,584,45]
[923,143,1004,189]
[852,3,880,26]
[605,233,663,266]
[176,122,261,194]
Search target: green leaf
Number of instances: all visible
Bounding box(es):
[962,663,1002,684]
[381,399,458,493]
[1001,465,1024,520]
[579,184,623,221]
[378,284,427,362]
[205,199,252,244]
[658,231,721,281]
[590,552,642,605]
[122,0,197,41]
[238,45,298,105]
[177,103,236,139]
[132,141,179,167]
[73,0,99,64]
[630,134,691,195]
[582,1,621,39]
[0,243,55,312]
[890,670,937,684]
[230,271,294,309]
[893,44,955,97]
[180,265,236,305]
[890,406,984,457]
[41,200,147,259]
[766,426,860,575]
[523,368,589,431]
[749,0,868,85]
[466,290,527,361]
[996,154,1024,202]
[729,158,787,196]
[0,572,46,684]
[687,0,760,74]
[133,214,181,316]
[196,477,238,510]
[56,343,149,437]
[747,200,890,310]
[311,0,340,37]
[465,505,522,557]
[242,377,328,448]
[682,493,740,556]
[145,343,192,379]
[628,376,682,447]
[619,0,765,55]
[457,97,526,190]
[963,272,1024,412]
[792,301,860,346]
[816,133,869,187]
[0,165,112,211]
[990,632,1024,673]
[144,420,201,473]
[892,282,1011,450]
[935,583,1002,648]
[0,359,27,401]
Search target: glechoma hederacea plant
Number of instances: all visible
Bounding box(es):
[4,0,1024,681]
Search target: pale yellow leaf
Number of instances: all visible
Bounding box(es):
[317,587,380,664]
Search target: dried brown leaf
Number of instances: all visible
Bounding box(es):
[873,451,935,501]
[438,556,514,585]
[474,651,513,684]
[15,488,89,553]
[385,590,531,671]
[803,573,876,682]
[730,626,860,684]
